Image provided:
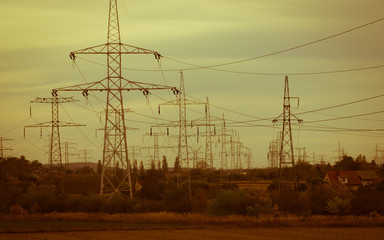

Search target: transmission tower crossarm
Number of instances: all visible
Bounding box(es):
[52,77,178,96]
[24,121,85,128]
[159,99,204,106]
[31,96,78,104]
[70,43,161,56]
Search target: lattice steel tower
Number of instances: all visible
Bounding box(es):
[272,76,302,189]
[25,97,83,171]
[52,0,177,199]
[0,137,13,160]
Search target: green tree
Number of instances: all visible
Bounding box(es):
[162,156,168,173]
[174,157,181,173]
[97,160,102,175]
[207,190,247,215]
[132,159,138,179]
[325,196,351,217]
[334,155,362,170]
[139,160,145,178]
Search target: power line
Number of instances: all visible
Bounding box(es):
[304,110,384,124]
[162,17,384,71]
[77,56,384,76]
[296,93,384,116]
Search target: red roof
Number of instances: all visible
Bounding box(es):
[325,171,361,185]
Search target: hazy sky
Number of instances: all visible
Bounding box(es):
[0,0,383,168]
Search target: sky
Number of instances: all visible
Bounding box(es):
[0,0,383,168]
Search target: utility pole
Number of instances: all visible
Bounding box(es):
[221,114,228,172]
[189,146,203,169]
[373,144,384,167]
[158,72,204,197]
[0,137,13,160]
[190,97,218,170]
[272,76,302,190]
[127,146,142,165]
[25,97,84,172]
[142,130,172,169]
[267,132,281,168]
[245,147,252,169]
[63,142,78,170]
[79,149,93,166]
[52,0,178,199]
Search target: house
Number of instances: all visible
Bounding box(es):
[357,170,378,186]
[29,166,49,179]
[324,170,361,190]
[324,170,379,190]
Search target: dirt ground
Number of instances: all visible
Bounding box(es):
[1,228,383,240]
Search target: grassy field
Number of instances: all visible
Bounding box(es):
[1,212,384,233]
[1,228,384,240]
[1,213,384,240]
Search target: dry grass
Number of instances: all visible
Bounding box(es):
[1,212,384,229]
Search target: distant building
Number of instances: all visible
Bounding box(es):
[324,170,379,190]
[357,170,378,186]
[29,167,49,179]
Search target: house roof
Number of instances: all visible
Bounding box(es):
[325,171,361,185]
[357,170,378,180]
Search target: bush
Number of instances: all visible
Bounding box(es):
[325,196,351,217]
[207,190,247,215]
[133,200,165,213]
[306,184,350,215]
[163,187,192,213]
[351,186,384,215]
[246,192,274,217]
[79,195,104,213]
[102,196,136,213]
[274,189,306,215]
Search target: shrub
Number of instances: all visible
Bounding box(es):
[102,196,136,213]
[351,186,384,215]
[79,195,104,213]
[325,196,351,217]
[163,187,192,213]
[9,204,27,215]
[207,190,247,215]
[246,193,274,217]
[274,190,306,215]
[133,200,165,213]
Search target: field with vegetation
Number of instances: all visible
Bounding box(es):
[1,213,384,239]
[1,154,384,240]
[2,227,384,240]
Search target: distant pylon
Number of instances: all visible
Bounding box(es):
[272,76,302,189]
[221,114,228,171]
[267,132,281,168]
[63,142,78,170]
[177,72,189,172]
[142,130,172,169]
[25,97,84,172]
[204,97,213,170]
[52,0,178,199]
[0,137,13,159]
[158,72,204,196]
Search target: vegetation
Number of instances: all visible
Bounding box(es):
[1,154,384,220]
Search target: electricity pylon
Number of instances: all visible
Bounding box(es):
[79,149,93,165]
[272,76,302,189]
[244,147,252,169]
[159,72,204,169]
[63,142,78,170]
[267,132,281,168]
[0,137,13,159]
[24,97,84,172]
[158,71,204,196]
[142,130,172,169]
[190,97,216,170]
[52,0,177,199]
